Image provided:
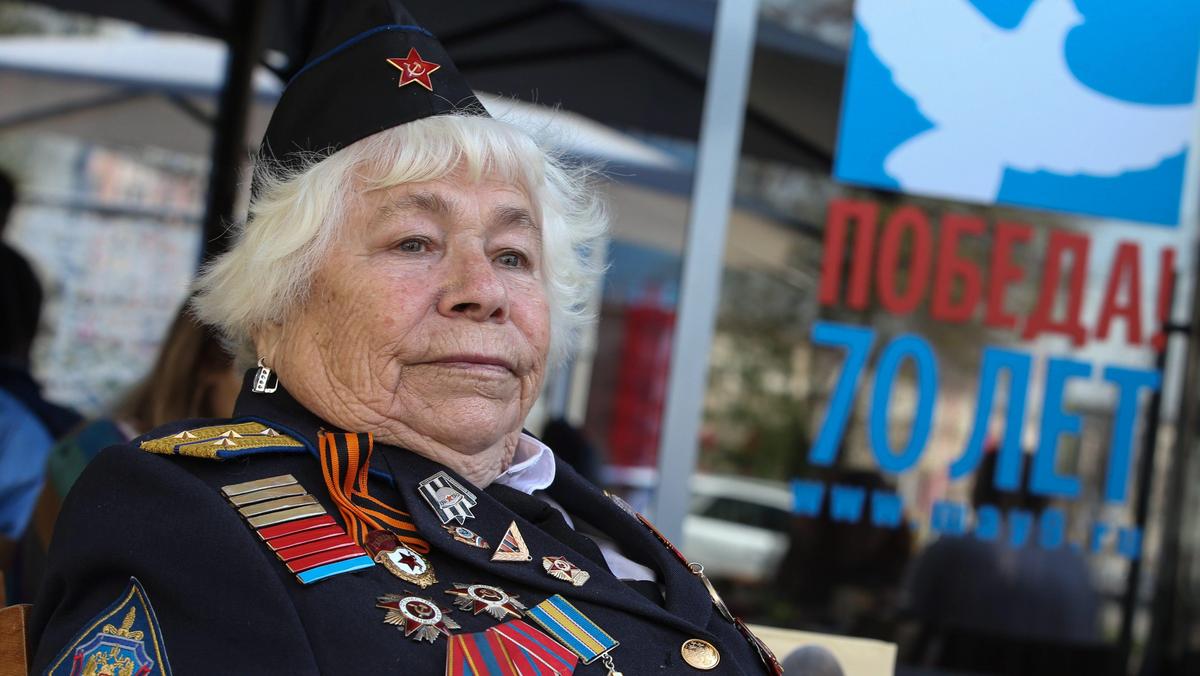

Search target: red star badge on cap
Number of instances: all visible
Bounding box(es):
[386,47,441,91]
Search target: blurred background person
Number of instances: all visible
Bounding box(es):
[43,303,240,506]
[901,448,1103,674]
[10,304,238,603]
[540,415,603,484]
[773,467,914,640]
[0,170,81,577]
[782,644,846,676]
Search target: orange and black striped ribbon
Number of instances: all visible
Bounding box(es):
[318,430,429,554]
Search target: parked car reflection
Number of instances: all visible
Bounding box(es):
[682,474,793,583]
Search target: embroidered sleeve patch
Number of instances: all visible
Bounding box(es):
[47,577,172,676]
[139,421,304,459]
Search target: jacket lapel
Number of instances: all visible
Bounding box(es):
[545,459,715,627]
[378,446,712,635]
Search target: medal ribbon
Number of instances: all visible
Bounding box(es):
[526,595,618,665]
[491,619,579,674]
[447,620,579,676]
[446,632,520,676]
[318,430,429,553]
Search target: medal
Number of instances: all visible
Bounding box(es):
[445,583,526,621]
[492,521,532,562]
[418,471,478,524]
[377,594,460,643]
[681,639,721,670]
[527,595,622,675]
[541,556,589,587]
[443,524,490,549]
[365,529,437,588]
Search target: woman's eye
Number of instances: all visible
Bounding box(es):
[396,238,428,253]
[496,251,528,268]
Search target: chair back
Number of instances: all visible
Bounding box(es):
[0,601,31,676]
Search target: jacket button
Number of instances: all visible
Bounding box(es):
[681,638,721,670]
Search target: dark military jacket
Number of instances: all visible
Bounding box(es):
[28,381,777,674]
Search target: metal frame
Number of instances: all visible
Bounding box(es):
[199,0,268,263]
[1137,43,1200,673]
[650,0,760,541]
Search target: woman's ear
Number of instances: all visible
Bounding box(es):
[252,322,285,367]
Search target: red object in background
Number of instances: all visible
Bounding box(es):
[608,296,675,468]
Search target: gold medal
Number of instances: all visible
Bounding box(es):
[365,530,437,588]
[681,639,721,670]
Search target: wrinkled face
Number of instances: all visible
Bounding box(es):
[266,172,550,456]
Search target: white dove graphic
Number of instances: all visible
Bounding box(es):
[855,0,1194,203]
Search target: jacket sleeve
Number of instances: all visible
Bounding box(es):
[27,445,320,674]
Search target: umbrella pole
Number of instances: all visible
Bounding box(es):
[651,0,760,541]
[200,0,269,264]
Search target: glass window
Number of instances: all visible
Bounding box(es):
[653,3,1200,675]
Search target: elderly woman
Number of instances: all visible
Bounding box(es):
[29,3,779,675]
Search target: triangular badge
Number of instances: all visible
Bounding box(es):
[491,521,532,562]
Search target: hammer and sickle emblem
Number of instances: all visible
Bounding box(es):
[387,49,440,91]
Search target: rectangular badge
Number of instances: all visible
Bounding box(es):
[221,474,298,497]
[237,494,319,518]
[256,514,337,541]
[265,525,347,551]
[247,504,326,529]
[228,483,307,506]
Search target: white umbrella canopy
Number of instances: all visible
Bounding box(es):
[0,31,680,165]
[0,32,281,155]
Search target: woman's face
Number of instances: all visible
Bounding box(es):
[265,172,550,457]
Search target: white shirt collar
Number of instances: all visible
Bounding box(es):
[494,433,556,494]
[493,433,658,582]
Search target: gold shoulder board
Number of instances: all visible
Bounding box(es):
[140,421,305,459]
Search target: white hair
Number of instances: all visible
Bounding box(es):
[192,113,608,368]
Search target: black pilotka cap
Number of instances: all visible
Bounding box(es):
[257,0,487,176]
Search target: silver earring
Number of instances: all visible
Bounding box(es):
[252,358,278,394]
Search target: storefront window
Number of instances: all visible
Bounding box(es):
[638,2,1200,674]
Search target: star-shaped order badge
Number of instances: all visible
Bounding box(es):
[378,594,460,644]
[542,556,590,587]
[386,47,441,91]
[446,583,526,621]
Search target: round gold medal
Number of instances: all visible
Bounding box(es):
[680,639,721,670]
